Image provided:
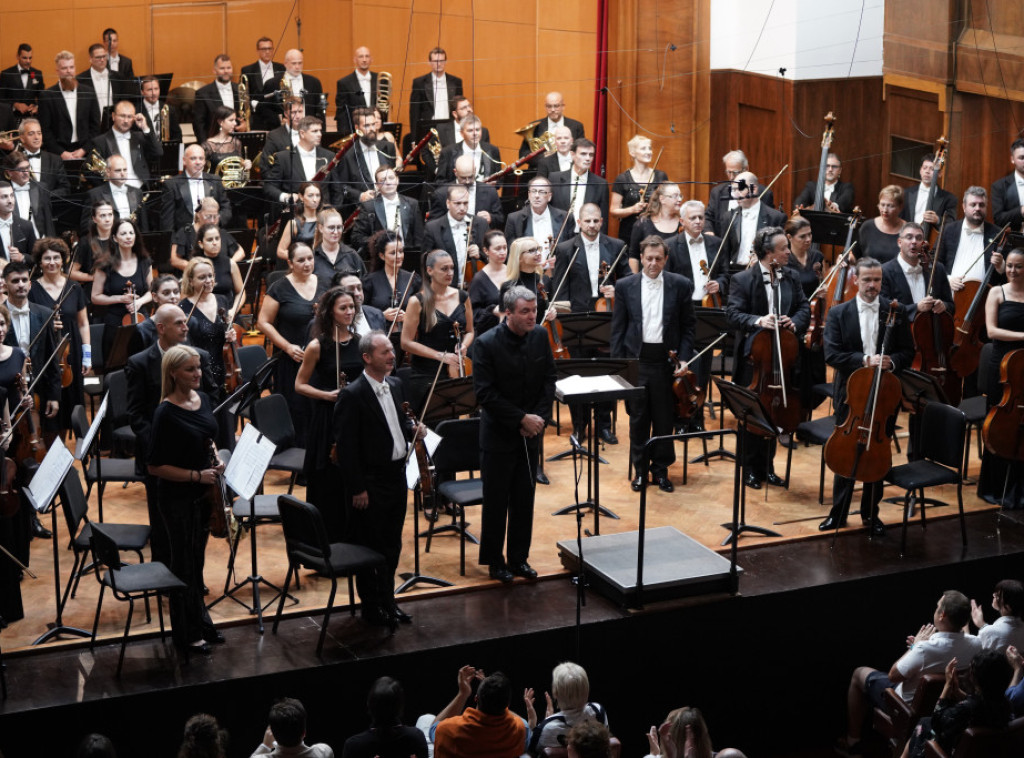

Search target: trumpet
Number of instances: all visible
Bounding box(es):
[376,71,392,120]
[159,103,170,141]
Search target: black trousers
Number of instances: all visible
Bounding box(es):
[159,485,215,648]
[628,350,676,479]
[145,475,171,566]
[346,461,407,608]
[827,475,884,523]
[479,442,537,566]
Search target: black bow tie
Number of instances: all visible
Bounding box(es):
[24,152,40,159]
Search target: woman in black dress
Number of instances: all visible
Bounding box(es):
[363,230,421,357]
[628,182,683,271]
[138,274,181,348]
[0,308,27,624]
[29,237,90,438]
[610,135,669,247]
[785,217,827,414]
[91,217,152,359]
[401,250,474,412]
[276,181,321,266]
[978,248,1024,507]
[191,222,244,304]
[295,287,363,541]
[146,345,224,655]
[179,257,234,399]
[201,105,253,175]
[257,241,325,439]
[312,206,365,285]
[71,199,116,299]
[169,197,244,271]
[858,185,904,263]
[468,230,508,336]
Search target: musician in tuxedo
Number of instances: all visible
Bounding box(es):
[725,226,810,489]
[518,92,585,159]
[665,200,727,431]
[991,138,1024,230]
[351,165,423,257]
[429,155,504,229]
[535,125,575,178]
[102,28,134,81]
[435,115,501,183]
[160,144,233,231]
[938,186,1005,293]
[334,47,380,135]
[38,51,100,159]
[257,97,304,174]
[420,185,489,288]
[263,116,338,210]
[792,153,855,213]
[0,181,35,262]
[900,153,957,230]
[3,153,55,237]
[138,75,182,143]
[611,235,696,492]
[192,55,245,141]
[15,119,69,197]
[549,139,609,234]
[433,96,491,148]
[504,176,568,257]
[126,304,217,564]
[0,44,45,123]
[880,222,955,324]
[270,49,325,125]
[240,37,286,132]
[408,47,463,138]
[88,100,161,187]
[704,150,775,237]
[80,154,148,233]
[719,171,786,270]
[77,43,125,125]
[820,257,914,535]
[337,272,387,336]
[473,285,556,583]
[335,107,397,210]
[334,331,420,625]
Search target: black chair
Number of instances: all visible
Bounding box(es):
[252,394,306,494]
[84,323,106,415]
[429,418,483,576]
[71,405,144,522]
[795,414,838,505]
[106,369,136,455]
[271,495,387,655]
[88,521,186,675]
[237,345,270,383]
[884,402,968,556]
[957,342,993,483]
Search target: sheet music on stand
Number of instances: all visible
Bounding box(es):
[555,374,630,399]
[405,428,441,490]
[74,393,108,461]
[25,441,75,513]
[224,424,277,501]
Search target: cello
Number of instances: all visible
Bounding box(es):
[982,349,1024,463]
[950,225,1011,378]
[824,301,903,482]
[911,223,961,405]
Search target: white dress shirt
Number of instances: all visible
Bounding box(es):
[737,203,761,265]
[0,217,12,255]
[382,196,401,234]
[898,255,926,303]
[584,237,601,297]
[430,75,449,121]
[364,374,407,461]
[641,272,664,343]
[951,223,986,281]
[913,182,931,224]
[12,184,37,236]
[857,295,879,358]
[686,235,709,300]
[188,175,206,211]
[111,184,132,218]
[355,70,372,106]
[115,130,142,187]
[570,171,588,230]
[286,74,305,96]
[7,301,31,352]
[215,80,234,109]
[90,68,113,109]
[448,213,469,275]
[259,60,275,84]
[531,209,553,260]
[360,142,379,180]
[298,145,318,180]
[60,85,79,143]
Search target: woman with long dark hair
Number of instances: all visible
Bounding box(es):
[91,217,152,358]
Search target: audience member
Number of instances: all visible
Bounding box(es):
[644,706,746,758]
[970,579,1024,653]
[530,661,608,754]
[1007,645,1024,717]
[252,697,333,757]
[565,720,611,758]
[431,666,534,758]
[178,713,228,758]
[73,733,118,758]
[342,677,428,758]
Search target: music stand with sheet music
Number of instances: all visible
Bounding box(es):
[800,209,858,253]
[691,308,736,465]
[555,312,615,442]
[712,379,782,545]
[548,358,632,465]
[421,377,477,425]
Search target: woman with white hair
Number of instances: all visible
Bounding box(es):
[610,135,669,247]
[529,661,608,754]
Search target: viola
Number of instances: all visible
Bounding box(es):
[205,439,233,540]
[699,261,723,308]
[12,373,45,465]
[448,322,472,378]
[746,264,802,436]
[53,313,73,389]
[669,350,705,421]
[537,281,570,360]
[824,301,903,483]
[910,221,961,405]
[982,348,1024,462]
[821,209,862,316]
[219,307,244,394]
[594,261,613,312]
[121,280,144,326]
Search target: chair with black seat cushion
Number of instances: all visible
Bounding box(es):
[884,402,968,556]
[237,345,271,384]
[271,495,387,655]
[795,414,837,505]
[924,716,1024,758]
[252,395,306,494]
[88,521,186,675]
[106,369,136,456]
[84,323,106,415]
[71,404,145,522]
[429,418,483,576]
[957,342,993,484]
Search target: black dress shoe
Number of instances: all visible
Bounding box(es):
[599,428,618,445]
[361,606,393,626]
[654,476,674,493]
[509,562,538,580]
[489,565,514,583]
[389,604,413,623]
[535,470,550,485]
[690,419,706,433]
[819,515,846,531]
[203,630,226,645]
[743,473,762,489]
[765,472,785,487]
[865,517,886,537]
[630,475,646,492]
[31,516,52,539]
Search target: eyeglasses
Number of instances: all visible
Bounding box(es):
[324,225,343,231]
[826,164,841,169]
[528,189,550,195]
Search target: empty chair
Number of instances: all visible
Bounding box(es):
[429,418,483,576]
[252,394,306,494]
[71,404,145,521]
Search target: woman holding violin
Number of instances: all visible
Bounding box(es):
[28,237,90,438]
[179,258,234,398]
[91,217,152,360]
[858,185,904,263]
[978,247,1024,508]
[295,287,363,541]
[401,249,474,413]
[275,181,321,266]
[468,230,508,336]
[628,183,683,272]
[71,199,116,297]
[610,135,668,248]
[362,230,421,349]
[785,217,827,413]
[138,274,181,348]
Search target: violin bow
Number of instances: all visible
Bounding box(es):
[598,244,629,289]
[405,357,446,466]
[637,147,664,202]
[543,245,580,320]
[960,222,1012,278]
[387,271,416,339]
[768,262,788,408]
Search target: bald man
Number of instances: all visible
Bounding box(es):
[271,48,325,123]
[160,143,233,230]
[717,170,785,269]
[80,153,149,232]
[518,91,585,159]
[335,46,381,134]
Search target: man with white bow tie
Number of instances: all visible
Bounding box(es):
[270,49,325,124]
[880,222,955,324]
[937,186,1005,293]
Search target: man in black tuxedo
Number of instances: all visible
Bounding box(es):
[89,100,161,187]
[725,226,809,489]
[38,51,100,159]
[900,153,957,230]
[14,119,69,197]
[504,176,568,255]
[263,116,338,210]
[429,155,504,229]
[792,153,855,212]
[335,107,397,211]
[193,55,245,140]
[0,44,45,124]
[473,286,556,583]
[939,186,1005,293]
[408,47,463,139]
[518,91,585,159]
[102,28,135,81]
[80,154,148,233]
[337,273,386,335]
[420,185,489,289]
[704,150,775,237]
[351,165,424,257]
[334,46,380,135]
[535,125,575,178]
[270,49,325,125]
[611,235,696,492]
[241,37,285,132]
[4,152,54,237]
[77,43,125,124]
[435,115,501,183]
[719,171,786,269]
[820,258,914,535]
[138,76,182,142]
[433,96,491,148]
[991,137,1024,230]
[880,222,954,324]
[0,181,35,262]
[256,97,304,174]
[549,138,609,233]
[161,144,233,231]
[126,304,218,563]
[334,331,420,625]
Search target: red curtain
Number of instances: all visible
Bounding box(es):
[593,0,610,175]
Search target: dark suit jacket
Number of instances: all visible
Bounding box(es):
[725,264,810,377]
[160,172,233,231]
[240,60,286,131]
[335,139,397,208]
[11,181,55,237]
[823,295,914,411]
[504,205,569,246]
[38,82,100,154]
[334,70,378,133]
[719,203,787,266]
[25,151,71,197]
[192,81,242,141]
[362,305,387,332]
[899,185,957,227]
[535,152,573,178]
[518,116,585,158]
[264,146,338,207]
[350,195,424,255]
[434,121,491,148]
[553,233,630,313]
[0,65,45,111]
[408,72,463,135]
[256,125,294,173]
[3,301,60,403]
[548,170,610,230]
[81,183,148,233]
[0,215,37,261]
[880,257,955,323]
[420,215,490,267]
[793,179,855,213]
[991,173,1024,229]
[108,55,134,81]
[269,71,325,123]
[704,181,776,236]
[139,100,183,143]
[435,141,501,183]
[938,220,1004,283]
[429,182,503,229]
[664,233,729,296]
[610,271,696,361]
[88,127,162,184]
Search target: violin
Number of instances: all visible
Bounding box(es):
[669,350,705,421]
[328,369,349,465]
[747,263,802,436]
[449,322,472,378]
[537,281,570,360]
[823,301,903,483]
[951,226,1010,378]
[402,401,433,500]
[982,348,1024,462]
[594,261,613,312]
[204,439,233,540]
[219,307,244,394]
[12,372,45,465]
[462,222,483,286]
[121,280,144,326]
[911,221,961,405]
[699,261,722,308]
[53,312,73,389]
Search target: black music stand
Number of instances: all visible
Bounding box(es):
[801,209,858,250]
[692,309,736,465]
[421,377,477,425]
[105,324,142,372]
[397,475,453,594]
[713,379,782,545]
[547,358,624,465]
[235,130,267,158]
[156,143,181,177]
[142,231,172,271]
[556,312,614,441]
[554,371,644,536]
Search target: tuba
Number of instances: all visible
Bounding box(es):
[513,118,554,154]
[376,72,392,120]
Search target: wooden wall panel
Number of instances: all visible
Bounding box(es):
[151,4,225,81]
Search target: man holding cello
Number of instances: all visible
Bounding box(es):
[820,257,914,535]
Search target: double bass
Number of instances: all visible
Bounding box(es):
[950,225,1011,378]
[920,136,948,242]
[911,226,961,405]
[812,112,837,212]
